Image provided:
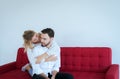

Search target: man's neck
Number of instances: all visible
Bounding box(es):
[46,42,52,48]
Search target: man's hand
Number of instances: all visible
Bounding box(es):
[51,76,55,79]
[51,70,58,79]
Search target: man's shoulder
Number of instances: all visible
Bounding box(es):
[52,40,59,48]
[34,43,45,50]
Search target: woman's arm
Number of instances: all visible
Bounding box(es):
[35,53,57,64]
[45,55,57,62]
[35,52,48,64]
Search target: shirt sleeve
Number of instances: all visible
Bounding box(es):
[52,57,60,72]
[27,48,37,65]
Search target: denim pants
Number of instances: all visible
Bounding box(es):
[28,68,33,76]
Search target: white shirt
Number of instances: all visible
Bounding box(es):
[27,40,60,76]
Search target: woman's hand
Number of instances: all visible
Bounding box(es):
[45,55,57,62]
[35,53,49,64]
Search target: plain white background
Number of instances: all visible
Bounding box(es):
[0,0,120,68]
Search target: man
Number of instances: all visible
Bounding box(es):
[39,28,60,79]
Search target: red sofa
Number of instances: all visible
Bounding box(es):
[0,47,119,79]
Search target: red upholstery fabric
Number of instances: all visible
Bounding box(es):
[0,69,31,79]
[64,72,105,79]
[16,48,29,69]
[59,47,119,79]
[0,62,16,74]
[0,48,30,79]
[60,47,111,72]
[0,47,119,79]
[105,64,119,79]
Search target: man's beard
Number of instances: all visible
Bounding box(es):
[41,41,51,47]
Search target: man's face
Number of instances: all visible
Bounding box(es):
[40,33,53,47]
[31,33,39,43]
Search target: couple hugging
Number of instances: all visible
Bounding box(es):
[22,28,73,79]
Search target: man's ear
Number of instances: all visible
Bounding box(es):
[51,37,54,41]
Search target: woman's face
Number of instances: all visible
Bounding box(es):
[31,33,39,43]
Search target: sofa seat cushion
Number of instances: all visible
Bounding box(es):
[0,69,31,79]
[67,71,105,79]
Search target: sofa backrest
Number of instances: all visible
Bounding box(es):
[16,47,29,69]
[60,47,112,73]
[15,47,112,73]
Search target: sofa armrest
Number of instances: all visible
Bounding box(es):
[105,64,119,79]
[0,61,16,74]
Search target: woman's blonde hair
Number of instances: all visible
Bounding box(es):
[23,30,36,52]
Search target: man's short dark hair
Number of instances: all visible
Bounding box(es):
[41,28,54,37]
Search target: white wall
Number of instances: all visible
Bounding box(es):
[0,0,120,66]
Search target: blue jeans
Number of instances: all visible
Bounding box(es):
[28,68,33,76]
